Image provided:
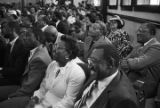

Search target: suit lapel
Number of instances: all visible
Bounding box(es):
[91,72,121,108]
[76,72,97,101]
[28,47,41,64]
[142,38,159,52]
[23,46,44,75]
[10,38,20,56]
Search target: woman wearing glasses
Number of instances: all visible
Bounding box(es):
[27,35,86,108]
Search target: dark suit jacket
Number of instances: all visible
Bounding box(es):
[90,72,138,108]
[77,71,139,108]
[84,36,111,59]
[9,46,52,97]
[0,38,28,85]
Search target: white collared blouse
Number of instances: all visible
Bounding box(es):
[34,57,86,108]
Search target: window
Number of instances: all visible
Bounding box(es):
[109,0,118,6]
[108,0,118,9]
[121,0,133,10]
[150,0,160,5]
[93,0,101,6]
[135,0,160,13]
[121,0,132,6]
[136,0,160,5]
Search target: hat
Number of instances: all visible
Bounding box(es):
[109,15,124,28]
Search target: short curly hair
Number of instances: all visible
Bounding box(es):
[60,35,79,60]
[93,44,120,68]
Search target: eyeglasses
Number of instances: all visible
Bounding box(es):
[52,43,67,52]
[88,58,102,69]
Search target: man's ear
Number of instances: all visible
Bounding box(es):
[150,29,156,35]
[109,57,116,68]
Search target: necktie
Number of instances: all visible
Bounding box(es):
[75,80,97,108]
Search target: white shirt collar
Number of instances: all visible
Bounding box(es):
[56,20,60,27]
[57,57,83,75]
[98,70,119,90]
[144,38,156,46]
[10,36,19,46]
[41,25,48,32]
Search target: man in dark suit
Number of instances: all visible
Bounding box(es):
[120,23,160,108]
[0,25,53,108]
[74,44,138,108]
[0,21,28,86]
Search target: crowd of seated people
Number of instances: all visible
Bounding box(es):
[0,1,160,108]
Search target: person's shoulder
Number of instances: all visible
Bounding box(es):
[34,46,52,64]
[69,58,86,77]
[48,60,57,67]
[15,38,24,45]
[109,72,135,97]
[14,38,28,53]
[147,39,160,50]
[71,57,84,69]
[95,36,111,46]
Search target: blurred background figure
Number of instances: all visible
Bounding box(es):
[107,15,132,59]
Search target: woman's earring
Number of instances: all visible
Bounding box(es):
[65,56,69,60]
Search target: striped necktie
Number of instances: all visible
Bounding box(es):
[75,80,97,108]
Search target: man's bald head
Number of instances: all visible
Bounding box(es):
[44,26,58,36]
[44,26,58,43]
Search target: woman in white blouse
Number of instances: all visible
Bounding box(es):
[28,35,86,108]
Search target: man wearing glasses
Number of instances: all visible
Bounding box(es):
[120,23,160,108]
[75,43,138,108]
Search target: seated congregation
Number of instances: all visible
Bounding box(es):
[0,2,160,108]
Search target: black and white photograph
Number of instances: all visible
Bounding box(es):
[0,0,160,108]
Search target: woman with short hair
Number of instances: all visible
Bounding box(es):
[29,35,86,108]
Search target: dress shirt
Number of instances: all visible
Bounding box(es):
[9,36,19,52]
[144,38,156,46]
[34,57,86,108]
[56,20,60,27]
[41,25,48,32]
[80,70,119,108]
